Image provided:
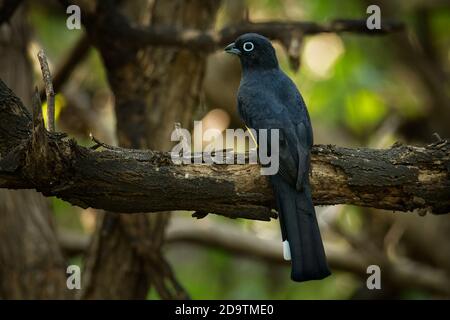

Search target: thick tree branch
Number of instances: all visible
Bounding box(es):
[0,79,449,221]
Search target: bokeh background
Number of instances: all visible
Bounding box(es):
[0,0,449,299]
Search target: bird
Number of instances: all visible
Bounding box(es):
[225,33,331,282]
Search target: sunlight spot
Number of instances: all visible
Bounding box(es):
[303,34,345,79]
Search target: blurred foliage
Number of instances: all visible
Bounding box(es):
[166,230,359,299]
[42,93,65,127]
[336,206,364,236]
[28,2,108,90]
[52,197,84,232]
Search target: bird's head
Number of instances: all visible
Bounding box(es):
[224,33,279,71]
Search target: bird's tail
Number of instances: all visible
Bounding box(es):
[271,175,331,282]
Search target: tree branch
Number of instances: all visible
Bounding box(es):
[82,0,404,58]
[39,34,91,102]
[57,217,450,296]
[167,218,450,296]
[0,79,449,221]
[37,50,55,132]
[0,0,23,25]
[108,19,404,50]
[75,1,405,71]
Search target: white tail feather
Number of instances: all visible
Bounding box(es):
[283,240,291,261]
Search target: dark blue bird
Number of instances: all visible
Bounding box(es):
[225,33,331,282]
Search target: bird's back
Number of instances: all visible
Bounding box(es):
[238,68,313,147]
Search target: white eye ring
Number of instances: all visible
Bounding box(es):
[243,42,254,52]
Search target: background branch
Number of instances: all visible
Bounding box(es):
[0,0,23,25]
[79,1,403,70]
[110,20,404,49]
[86,5,404,51]
[57,217,450,296]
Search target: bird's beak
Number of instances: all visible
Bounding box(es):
[224,42,241,56]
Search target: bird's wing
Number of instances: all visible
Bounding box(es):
[274,120,310,191]
[278,74,313,190]
[238,94,310,191]
[293,121,311,190]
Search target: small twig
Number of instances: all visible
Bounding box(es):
[39,34,91,102]
[89,133,121,151]
[432,132,442,143]
[37,50,56,132]
[428,132,448,148]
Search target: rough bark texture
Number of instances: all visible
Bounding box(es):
[0,7,68,299]
[1,79,449,220]
[79,0,221,299]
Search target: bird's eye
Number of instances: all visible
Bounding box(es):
[243,42,254,52]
